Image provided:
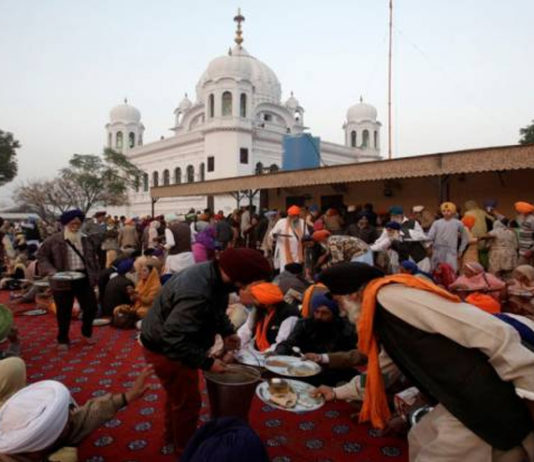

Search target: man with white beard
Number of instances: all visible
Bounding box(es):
[308,280,401,403]
[37,209,100,350]
[316,262,534,462]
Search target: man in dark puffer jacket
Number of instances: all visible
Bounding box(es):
[141,248,271,456]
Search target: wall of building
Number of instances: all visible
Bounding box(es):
[266,169,533,217]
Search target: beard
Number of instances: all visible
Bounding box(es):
[64,229,82,245]
[339,297,362,325]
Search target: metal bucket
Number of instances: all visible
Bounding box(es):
[203,364,261,421]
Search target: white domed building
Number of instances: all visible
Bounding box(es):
[106,10,381,216]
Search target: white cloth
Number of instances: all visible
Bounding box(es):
[269,218,308,270]
[237,308,299,352]
[0,380,70,453]
[165,252,195,274]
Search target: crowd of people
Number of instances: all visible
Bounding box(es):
[0,197,534,461]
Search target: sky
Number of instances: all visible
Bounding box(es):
[1,0,533,204]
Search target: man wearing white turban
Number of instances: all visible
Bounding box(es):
[0,366,153,459]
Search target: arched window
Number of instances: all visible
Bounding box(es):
[143,173,149,192]
[362,129,370,149]
[128,132,135,148]
[116,131,123,149]
[107,132,112,147]
[174,167,182,184]
[138,133,143,146]
[199,162,205,181]
[134,175,140,192]
[269,164,279,173]
[351,130,357,148]
[187,165,194,183]
[163,169,170,186]
[240,93,247,117]
[255,162,264,175]
[208,94,215,118]
[374,130,378,149]
[222,91,232,116]
[153,171,159,187]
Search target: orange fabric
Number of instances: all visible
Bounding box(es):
[461,215,476,229]
[312,230,331,242]
[134,268,161,318]
[255,309,276,352]
[515,201,534,214]
[250,283,284,306]
[465,293,501,314]
[358,274,461,429]
[301,283,327,318]
[287,205,301,216]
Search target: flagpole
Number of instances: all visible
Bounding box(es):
[388,0,393,159]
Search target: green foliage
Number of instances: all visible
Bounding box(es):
[59,149,142,213]
[0,130,20,186]
[519,120,534,145]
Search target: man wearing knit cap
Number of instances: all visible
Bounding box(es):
[37,209,100,350]
[269,205,308,271]
[140,248,271,456]
[318,262,534,460]
[427,202,469,272]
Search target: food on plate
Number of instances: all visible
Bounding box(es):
[267,378,297,408]
[287,363,317,377]
[266,359,290,368]
[298,392,323,408]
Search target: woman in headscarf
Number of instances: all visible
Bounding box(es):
[113,262,161,323]
[461,215,479,265]
[485,220,519,276]
[507,265,534,316]
[192,226,217,263]
[449,262,505,301]
[237,283,300,352]
[432,262,456,290]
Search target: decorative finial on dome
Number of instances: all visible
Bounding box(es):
[291,91,294,97]
[360,95,363,103]
[185,93,188,98]
[233,8,245,47]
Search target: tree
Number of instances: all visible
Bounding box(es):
[0,130,20,186]
[519,120,534,145]
[13,149,142,219]
[13,177,79,222]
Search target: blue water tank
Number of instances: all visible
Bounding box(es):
[282,133,321,171]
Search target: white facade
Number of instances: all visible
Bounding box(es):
[105,13,381,217]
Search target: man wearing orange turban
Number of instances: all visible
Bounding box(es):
[428,202,469,272]
[237,283,300,352]
[515,201,534,265]
[269,205,308,271]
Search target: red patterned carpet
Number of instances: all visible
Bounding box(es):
[8,297,408,462]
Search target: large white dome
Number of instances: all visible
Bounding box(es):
[346,100,377,122]
[109,101,141,123]
[195,46,281,104]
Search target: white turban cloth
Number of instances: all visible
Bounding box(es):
[0,380,70,454]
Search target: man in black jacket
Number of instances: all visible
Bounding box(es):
[140,248,271,456]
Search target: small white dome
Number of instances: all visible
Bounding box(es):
[285,92,299,110]
[346,99,377,122]
[110,100,141,123]
[196,46,281,104]
[178,93,193,112]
